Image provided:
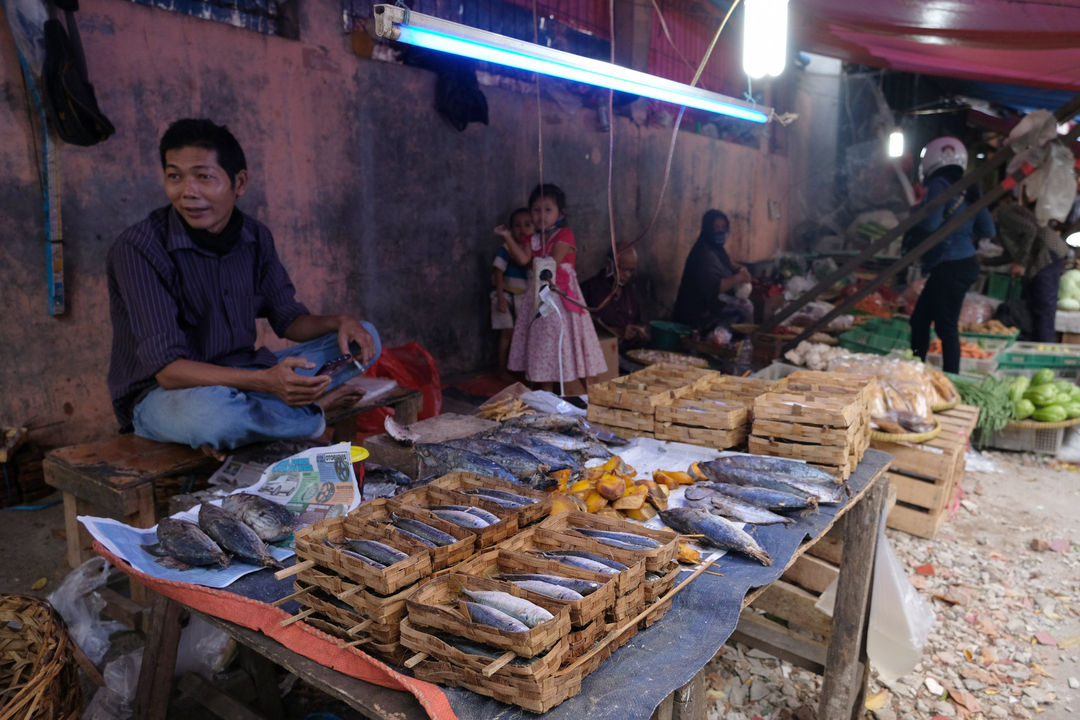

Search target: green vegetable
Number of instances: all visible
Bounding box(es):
[1009,376,1030,403]
[1066,402,1080,419]
[1025,385,1060,406]
[953,376,1015,448]
[1033,405,1068,423]
[1014,399,1036,419]
[1070,386,1080,401]
[1054,380,1075,395]
[1032,369,1056,386]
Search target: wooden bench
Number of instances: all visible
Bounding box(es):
[44,387,424,570]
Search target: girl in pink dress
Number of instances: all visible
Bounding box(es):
[506,184,608,392]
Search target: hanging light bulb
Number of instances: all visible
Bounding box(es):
[888,130,904,158]
[1067,232,1080,248]
[743,0,789,79]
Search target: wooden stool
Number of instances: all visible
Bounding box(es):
[43,436,215,570]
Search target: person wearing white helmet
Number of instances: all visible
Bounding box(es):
[906,136,996,373]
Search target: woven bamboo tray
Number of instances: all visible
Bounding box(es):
[399,619,568,681]
[566,618,604,660]
[639,595,674,629]
[295,564,415,625]
[406,574,572,659]
[643,561,681,603]
[497,526,645,596]
[539,510,679,573]
[455,548,616,627]
[931,399,959,412]
[293,515,432,595]
[411,656,582,714]
[0,595,81,720]
[348,498,477,572]
[588,364,712,414]
[869,418,942,444]
[429,472,552,527]
[389,486,518,549]
[292,580,400,644]
[305,616,411,665]
[605,584,645,625]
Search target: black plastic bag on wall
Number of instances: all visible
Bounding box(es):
[401,46,489,132]
[41,8,115,146]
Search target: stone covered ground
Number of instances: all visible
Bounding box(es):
[704,449,1080,720]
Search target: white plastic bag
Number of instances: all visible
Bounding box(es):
[1031,143,1078,225]
[815,509,935,684]
[520,390,586,415]
[175,615,236,677]
[82,648,143,720]
[46,557,126,665]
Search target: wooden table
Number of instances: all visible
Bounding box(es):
[133,454,890,720]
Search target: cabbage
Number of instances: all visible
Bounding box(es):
[1059,298,1080,311]
[1061,269,1080,301]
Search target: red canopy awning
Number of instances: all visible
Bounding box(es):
[793,0,1080,91]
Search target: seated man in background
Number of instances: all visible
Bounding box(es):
[107,118,380,456]
[673,209,753,330]
[582,245,650,346]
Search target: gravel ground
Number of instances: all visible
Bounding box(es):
[703,449,1080,720]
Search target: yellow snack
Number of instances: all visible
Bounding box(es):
[677,541,701,564]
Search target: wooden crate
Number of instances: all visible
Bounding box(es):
[585,405,657,434]
[748,436,851,466]
[653,423,747,449]
[753,391,863,429]
[652,373,756,449]
[588,363,710,414]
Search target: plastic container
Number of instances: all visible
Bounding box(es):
[985,424,1066,455]
[985,271,1023,301]
[650,321,692,351]
[997,341,1080,370]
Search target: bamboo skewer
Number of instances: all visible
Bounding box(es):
[280,607,315,627]
[271,585,313,607]
[346,619,373,636]
[403,652,429,669]
[274,559,315,580]
[482,651,518,677]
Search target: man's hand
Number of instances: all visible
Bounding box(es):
[736,266,752,282]
[337,316,376,365]
[262,357,331,406]
[624,324,649,341]
[1009,263,1025,278]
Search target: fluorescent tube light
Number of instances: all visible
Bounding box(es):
[373,4,770,124]
[743,0,788,79]
[888,130,904,158]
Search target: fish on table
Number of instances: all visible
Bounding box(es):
[443,438,551,483]
[709,454,839,485]
[462,487,538,508]
[414,443,519,486]
[461,588,554,628]
[220,492,298,543]
[142,517,230,570]
[198,503,282,568]
[701,481,818,512]
[494,573,601,596]
[658,507,772,566]
[483,429,582,471]
[699,462,832,505]
[683,486,794,526]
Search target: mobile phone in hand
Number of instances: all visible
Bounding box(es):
[316,354,354,379]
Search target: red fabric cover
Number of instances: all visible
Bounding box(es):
[94,541,456,720]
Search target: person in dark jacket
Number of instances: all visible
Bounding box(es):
[985,193,1069,342]
[908,137,996,373]
[672,210,752,330]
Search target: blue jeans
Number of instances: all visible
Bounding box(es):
[132,324,382,450]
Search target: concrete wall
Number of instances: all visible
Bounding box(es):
[0,0,795,446]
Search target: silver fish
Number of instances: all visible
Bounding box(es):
[198,503,280,568]
[444,438,551,480]
[684,489,794,525]
[494,573,601,596]
[436,633,535,666]
[536,551,625,574]
[323,538,385,568]
[464,488,538,507]
[220,493,298,543]
[463,601,530,632]
[430,509,491,528]
[571,527,661,549]
[391,514,457,546]
[461,589,554,628]
[711,454,839,485]
[702,481,818,511]
[659,507,771,566]
[391,527,435,547]
[700,463,821,504]
[428,505,501,524]
[342,538,409,566]
[144,517,229,569]
[506,414,584,433]
[485,429,582,471]
[506,579,584,602]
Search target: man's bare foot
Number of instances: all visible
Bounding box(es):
[199,445,227,462]
[316,383,367,415]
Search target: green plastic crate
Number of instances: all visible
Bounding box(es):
[985,272,1023,301]
[997,341,1080,369]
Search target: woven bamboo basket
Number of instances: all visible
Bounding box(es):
[1006,416,1080,430]
[388,486,519,549]
[429,472,552,527]
[496,526,645,596]
[350,499,478,573]
[399,619,568,681]
[643,561,681,603]
[454,548,617,627]
[0,595,81,720]
[292,581,400,644]
[869,418,942,444]
[605,584,645,625]
[539,510,679,572]
[295,565,416,625]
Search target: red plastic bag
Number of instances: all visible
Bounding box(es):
[354,343,442,441]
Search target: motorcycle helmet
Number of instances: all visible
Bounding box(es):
[919,136,967,181]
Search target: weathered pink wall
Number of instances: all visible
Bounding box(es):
[0,0,797,447]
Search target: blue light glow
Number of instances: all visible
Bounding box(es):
[397,26,769,123]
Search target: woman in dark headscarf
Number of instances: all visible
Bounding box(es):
[672,210,752,329]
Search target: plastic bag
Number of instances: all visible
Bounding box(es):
[175,614,236,677]
[1031,143,1078,225]
[520,390,586,416]
[354,342,443,440]
[83,648,143,720]
[46,556,126,665]
[815,511,935,684]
